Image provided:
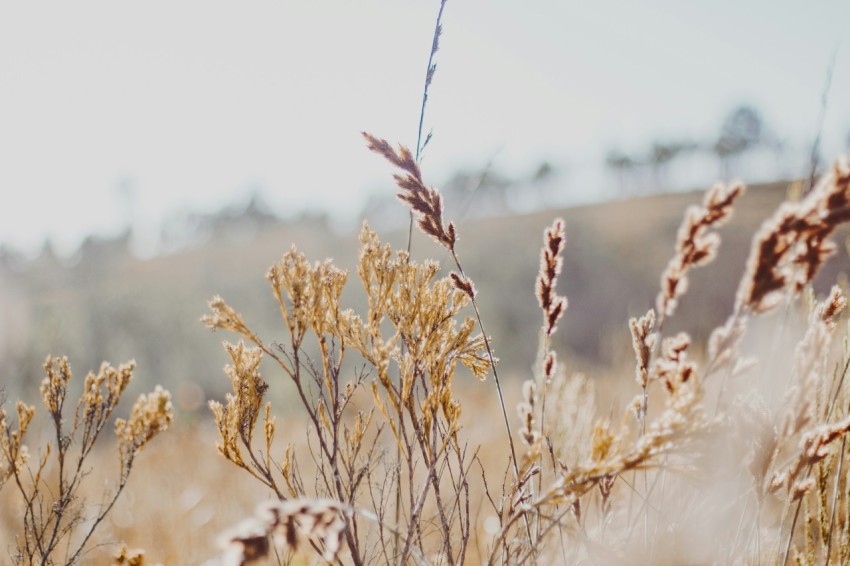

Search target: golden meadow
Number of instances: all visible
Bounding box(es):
[4,4,850,565]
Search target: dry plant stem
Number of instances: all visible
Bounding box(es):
[824,435,846,563]
[451,250,521,481]
[400,2,448,544]
[452,246,535,566]
[780,358,850,566]
[7,359,171,565]
[244,338,364,563]
[532,218,567,547]
[826,354,850,421]
[415,0,446,162]
[409,0,447,255]
[803,48,837,196]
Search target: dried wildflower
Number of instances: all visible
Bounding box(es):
[653,332,696,394]
[629,309,656,389]
[817,284,847,331]
[738,158,850,313]
[116,385,173,480]
[657,181,744,318]
[218,498,350,565]
[543,351,557,384]
[536,218,568,336]
[219,517,270,566]
[202,295,254,337]
[266,247,349,341]
[78,360,136,454]
[6,358,171,565]
[363,132,456,251]
[450,271,476,299]
[112,543,147,566]
[0,401,34,490]
[353,224,491,384]
[591,421,617,463]
[208,342,268,472]
[40,355,72,417]
[770,415,850,498]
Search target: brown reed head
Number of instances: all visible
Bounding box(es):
[657,181,744,318]
[536,217,567,336]
[738,158,850,313]
[218,498,349,565]
[362,132,456,251]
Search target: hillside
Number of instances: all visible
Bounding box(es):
[2,180,847,406]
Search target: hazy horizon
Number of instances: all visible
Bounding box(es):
[1,0,848,256]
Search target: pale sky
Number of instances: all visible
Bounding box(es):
[1,1,848,255]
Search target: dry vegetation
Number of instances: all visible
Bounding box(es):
[3,141,850,565]
[191,144,850,566]
[4,4,850,566]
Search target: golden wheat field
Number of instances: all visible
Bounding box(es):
[5,3,850,566]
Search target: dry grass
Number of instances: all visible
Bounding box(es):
[0,358,172,564]
[192,145,850,566]
[3,158,850,562]
[4,5,850,565]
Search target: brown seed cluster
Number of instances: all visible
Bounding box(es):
[219,498,349,565]
[770,416,850,501]
[363,132,456,251]
[536,218,567,337]
[738,159,850,313]
[629,309,656,389]
[208,342,268,474]
[658,181,744,318]
[0,400,34,491]
[2,356,172,565]
[115,385,173,481]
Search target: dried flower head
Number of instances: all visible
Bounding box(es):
[450,271,476,299]
[536,218,568,336]
[112,543,148,566]
[208,342,268,472]
[40,355,72,417]
[629,309,656,389]
[770,415,850,499]
[363,132,456,251]
[219,498,350,565]
[817,284,847,330]
[738,158,850,313]
[202,295,254,337]
[77,360,136,453]
[657,181,744,318]
[653,332,696,394]
[0,401,34,489]
[115,385,173,480]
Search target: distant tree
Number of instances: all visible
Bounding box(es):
[606,149,637,193]
[714,105,764,178]
[532,161,554,183]
[650,140,698,189]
